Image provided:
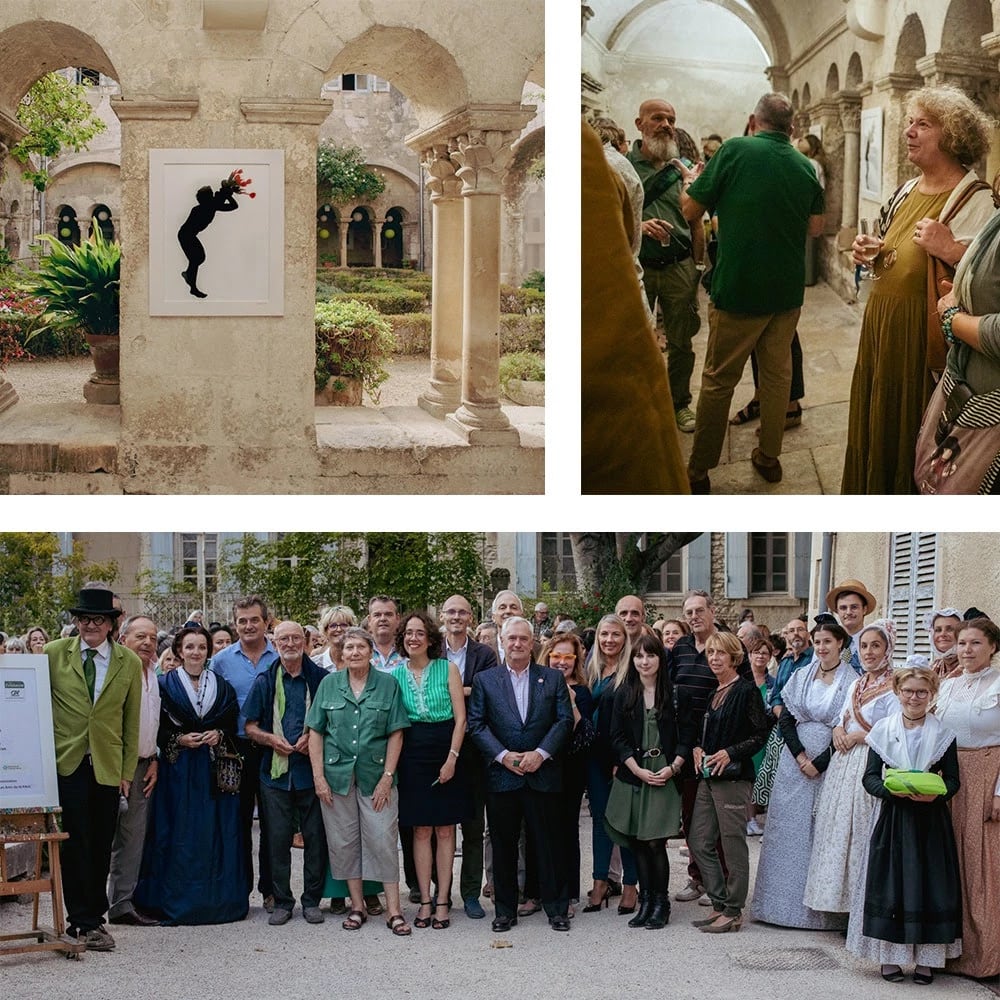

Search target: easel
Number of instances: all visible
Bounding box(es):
[0,806,85,959]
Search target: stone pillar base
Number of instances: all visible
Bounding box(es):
[84,380,121,405]
[447,405,519,445]
[418,380,461,418]
[0,377,18,415]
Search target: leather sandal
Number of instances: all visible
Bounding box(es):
[729,398,760,425]
[386,914,411,936]
[432,900,451,929]
[414,900,433,929]
[342,909,366,931]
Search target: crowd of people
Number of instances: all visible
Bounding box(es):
[583,83,1000,495]
[17,578,999,984]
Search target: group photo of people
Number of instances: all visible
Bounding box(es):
[583,1,1000,496]
[8,566,997,989]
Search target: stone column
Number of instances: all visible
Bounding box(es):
[0,137,17,413]
[838,93,861,229]
[112,95,330,489]
[373,219,382,268]
[873,75,922,195]
[339,215,349,267]
[417,143,463,417]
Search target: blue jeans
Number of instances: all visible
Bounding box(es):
[587,759,636,885]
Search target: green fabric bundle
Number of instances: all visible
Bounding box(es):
[883,768,947,797]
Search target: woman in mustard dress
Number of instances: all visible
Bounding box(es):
[842,86,996,494]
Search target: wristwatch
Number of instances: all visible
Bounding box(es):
[382,770,393,779]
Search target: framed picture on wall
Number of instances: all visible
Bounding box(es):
[149,149,284,316]
[860,108,883,202]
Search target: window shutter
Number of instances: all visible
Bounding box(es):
[687,533,712,592]
[793,532,810,599]
[516,532,537,595]
[726,533,749,599]
[888,532,937,662]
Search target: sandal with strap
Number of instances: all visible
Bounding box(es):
[386,914,411,936]
[342,909,366,931]
[432,900,451,929]
[729,398,760,425]
[414,901,433,929]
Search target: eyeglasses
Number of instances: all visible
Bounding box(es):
[77,615,108,626]
[325,622,349,631]
[275,636,304,645]
[899,688,931,699]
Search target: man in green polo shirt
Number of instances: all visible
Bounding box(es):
[680,92,824,492]
[627,98,702,434]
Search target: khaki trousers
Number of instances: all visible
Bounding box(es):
[689,304,800,475]
[688,779,752,917]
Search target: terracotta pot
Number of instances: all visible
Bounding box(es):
[315,376,363,406]
[85,333,120,385]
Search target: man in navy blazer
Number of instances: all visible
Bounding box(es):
[468,615,573,932]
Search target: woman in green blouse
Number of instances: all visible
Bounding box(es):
[391,611,467,930]
[306,627,412,935]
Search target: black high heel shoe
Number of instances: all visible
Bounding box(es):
[431,899,451,930]
[581,887,610,913]
[414,900,433,929]
[618,885,638,915]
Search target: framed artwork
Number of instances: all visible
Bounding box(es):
[149,148,284,316]
[860,107,883,202]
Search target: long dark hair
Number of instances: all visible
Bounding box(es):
[619,633,673,719]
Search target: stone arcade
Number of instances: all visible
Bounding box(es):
[0,1,543,494]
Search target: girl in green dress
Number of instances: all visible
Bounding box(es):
[605,634,694,929]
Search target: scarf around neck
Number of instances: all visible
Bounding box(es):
[866,710,955,772]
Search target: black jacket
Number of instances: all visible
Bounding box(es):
[609,682,695,788]
[699,677,772,781]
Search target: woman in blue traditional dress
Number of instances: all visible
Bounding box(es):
[134,625,248,924]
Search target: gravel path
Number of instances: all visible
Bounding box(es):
[2,354,431,408]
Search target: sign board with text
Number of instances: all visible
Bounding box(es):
[0,654,58,809]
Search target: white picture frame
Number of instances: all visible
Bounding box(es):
[0,654,60,810]
[148,148,284,316]
[860,107,883,202]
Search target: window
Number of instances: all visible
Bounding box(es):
[750,533,787,593]
[341,74,369,92]
[888,532,936,661]
[180,533,218,592]
[75,67,101,86]
[372,76,391,93]
[539,533,575,589]
[655,550,683,593]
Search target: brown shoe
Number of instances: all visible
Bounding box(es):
[751,448,782,483]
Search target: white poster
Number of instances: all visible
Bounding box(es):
[0,654,59,809]
[148,148,285,316]
[860,107,883,202]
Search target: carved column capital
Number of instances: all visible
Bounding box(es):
[451,129,520,196]
[421,144,462,200]
[837,92,862,133]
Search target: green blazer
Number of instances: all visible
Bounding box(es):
[45,636,143,787]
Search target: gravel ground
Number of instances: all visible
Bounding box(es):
[1,814,995,1000]
[2,354,431,408]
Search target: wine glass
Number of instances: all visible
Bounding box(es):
[857,218,883,281]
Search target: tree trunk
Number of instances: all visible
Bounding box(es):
[570,532,703,596]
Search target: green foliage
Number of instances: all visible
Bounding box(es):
[13,73,107,192]
[25,229,120,338]
[316,143,386,204]
[533,586,610,630]
[314,298,394,402]
[499,351,544,389]
[521,270,545,292]
[316,268,431,298]
[327,288,426,314]
[499,285,544,315]
[0,533,118,635]
[500,313,545,353]
[388,313,432,355]
[527,155,545,181]
[219,533,489,623]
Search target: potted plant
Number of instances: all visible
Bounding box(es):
[26,228,120,403]
[499,350,544,406]
[315,298,394,406]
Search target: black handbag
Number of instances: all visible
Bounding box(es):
[212,734,244,794]
[699,713,742,780]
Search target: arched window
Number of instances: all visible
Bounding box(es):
[347,206,374,266]
[90,204,114,242]
[316,203,340,265]
[56,205,81,246]
[380,207,404,268]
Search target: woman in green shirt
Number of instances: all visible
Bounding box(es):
[391,611,467,930]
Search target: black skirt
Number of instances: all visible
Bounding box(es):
[397,720,469,827]
[862,794,962,944]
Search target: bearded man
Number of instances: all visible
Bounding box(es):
[626,98,702,434]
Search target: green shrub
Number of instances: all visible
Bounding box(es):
[499,284,544,315]
[388,314,432,355]
[521,269,544,292]
[499,351,544,390]
[500,313,545,353]
[314,299,395,403]
[328,289,426,314]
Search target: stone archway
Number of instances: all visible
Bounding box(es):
[379,206,405,268]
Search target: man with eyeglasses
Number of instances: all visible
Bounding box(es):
[210,595,279,912]
[441,594,499,918]
[45,585,142,952]
[244,620,328,926]
[769,618,813,715]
